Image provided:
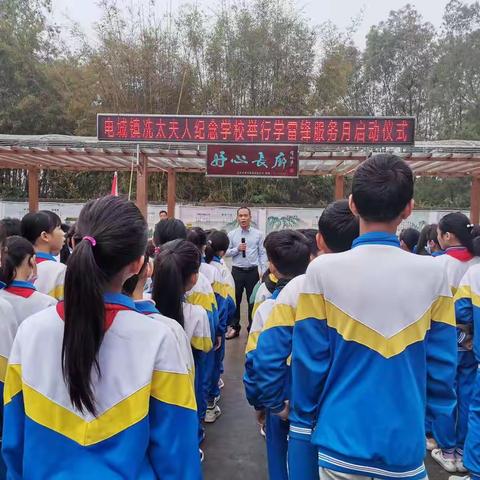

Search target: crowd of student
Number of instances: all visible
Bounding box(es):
[0,153,478,480]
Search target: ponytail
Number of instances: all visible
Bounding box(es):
[62,196,147,415]
[205,231,229,263]
[151,239,201,328]
[439,212,477,255]
[0,236,35,286]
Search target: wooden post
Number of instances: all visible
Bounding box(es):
[136,154,148,219]
[471,177,480,224]
[167,168,176,218]
[28,168,39,213]
[334,175,345,200]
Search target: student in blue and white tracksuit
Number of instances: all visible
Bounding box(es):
[187,227,230,424]
[244,230,311,480]
[151,239,213,454]
[0,236,57,323]
[153,219,219,430]
[21,210,66,300]
[204,230,237,421]
[453,263,480,480]
[0,297,17,480]
[431,213,480,473]
[122,243,195,375]
[251,201,359,480]
[288,155,457,480]
[2,196,201,479]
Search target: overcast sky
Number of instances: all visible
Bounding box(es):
[51,0,450,48]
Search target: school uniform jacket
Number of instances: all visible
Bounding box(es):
[0,280,57,324]
[2,293,201,480]
[253,274,305,413]
[34,252,66,300]
[209,257,236,335]
[252,276,276,318]
[289,232,457,480]
[185,272,218,343]
[244,297,276,408]
[182,302,213,353]
[455,263,480,362]
[435,248,480,294]
[0,298,18,431]
[135,300,195,374]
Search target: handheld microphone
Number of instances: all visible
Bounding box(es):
[241,237,246,258]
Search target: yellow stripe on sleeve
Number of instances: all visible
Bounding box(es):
[431,295,455,326]
[4,364,22,404]
[245,331,260,354]
[295,293,327,323]
[186,292,214,313]
[151,370,197,411]
[190,336,213,353]
[0,355,7,383]
[263,304,295,332]
[48,284,64,301]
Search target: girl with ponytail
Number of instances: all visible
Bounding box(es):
[431,212,480,473]
[0,236,56,322]
[204,230,236,414]
[151,239,213,456]
[2,196,201,479]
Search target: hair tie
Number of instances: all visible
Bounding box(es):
[207,240,212,245]
[154,246,161,254]
[467,224,475,229]
[83,236,97,247]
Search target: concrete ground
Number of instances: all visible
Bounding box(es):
[202,313,451,480]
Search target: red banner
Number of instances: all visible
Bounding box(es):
[207,145,298,178]
[97,115,415,145]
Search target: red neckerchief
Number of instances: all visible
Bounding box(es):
[5,286,35,298]
[445,247,474,262]
[56,302,131,331]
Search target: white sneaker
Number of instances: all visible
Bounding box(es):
[449,476,470,480]
[204,405,222,423]
[455,456,468,474]
[426,437,438,451]
[260,424,266,438]
[199,449,204,463]
[218,378,225,389]
[432,449,457,473]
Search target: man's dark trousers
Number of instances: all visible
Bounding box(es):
[230,266,259,332]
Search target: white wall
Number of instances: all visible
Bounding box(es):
[0,200,469,234]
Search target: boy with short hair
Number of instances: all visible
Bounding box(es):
[250,199,359,480]
[244,229,311,480]
[289,154,457,480]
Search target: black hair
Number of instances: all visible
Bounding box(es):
[237,206,251,216]
[21,210,61,245]
[399,228,420,253]
[153,218,187,246]
[0,236,35,286]
[60,223,72,264]
[263,230,310,278]
[352,154,414,223]
[416,224,440,255]
[297,229,320,258]
[159,210,168,216]
[0,218,21,246]
[122,240,156,296]
[186,227,207,252]
[62,196,147,415]
[205,230,230,263]
[151,239,201,328]
[318,200,359,253]
[438,212,480,255]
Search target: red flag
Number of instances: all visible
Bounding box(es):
[111,171,118,196]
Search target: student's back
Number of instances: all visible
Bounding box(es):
[0,236,56,323]
[2,196,201,480]
[289,155,456,480]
